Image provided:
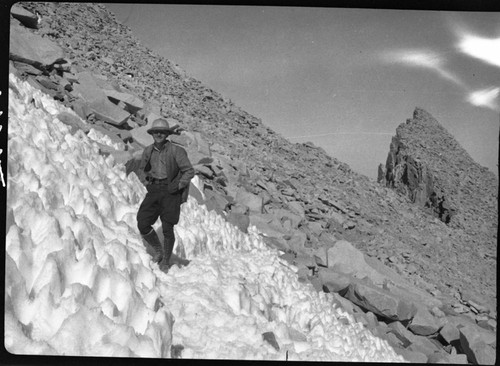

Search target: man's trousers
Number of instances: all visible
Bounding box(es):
[137,184,182,262]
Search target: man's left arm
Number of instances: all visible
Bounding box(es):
[175,147,195,190]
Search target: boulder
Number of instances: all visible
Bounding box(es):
[313,246,328,267]
[170,131,212,165]
[130,119,155,146]
[377,325,404,348]
[439,322,461,344]
[318,268,351,294]
[318,231,337,247]
[326,240,386,285]
[459,325,496,365]
[296,267,310,282]
[443,314,495,346]
[295,253,316,269]
[344,279,417,322]
[287,201,305,217]
[364,255,442,309]
[249,213,287,239]
[477,318,497,332]
[307,221,324,236]
[330,292,363,315]
[10,24,65,68]
[230,203,249,215]
[12,61,43,76]
[280,252,295,264]
[145,111,162,124]
[71,99,93,120]
[72,72,130,126]
[364,311,379,329]
[286,231,307,253]
[445,314,477,329]
[329,211,346,226]
[104,89,144,114]
[427,351,453,364]
[342,220,356,230]
[192,131,211,157]
[226,212,249,233]
[260,236,289,252]
[408,334,441,356]
[194,164,214,179]
[258,190,273,206]
[269,208,303,229]
[56,111,89,134]
[11,4,39,28]
[235,188,263,213]
[204,190,229,214]
[408,306,442,336]
[465,299,490,315]
[388,321,416,346]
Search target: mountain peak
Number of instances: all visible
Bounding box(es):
[382,108,497,231]
[412,107,439,124]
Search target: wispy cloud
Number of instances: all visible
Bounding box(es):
[467,87,500,110]
[451,21,500,68]
[381,47,499,111]
[449,22,500,111]
[381,49,465,87]
[458,35,500,67]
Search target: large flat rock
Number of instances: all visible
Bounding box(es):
[344,278,417,322]
[365,255,442,309]
[408,306,443,336]
[72,72,130,126]
[104,89,144,114]
[11,5,39,28]
[327,240,386,285]
[459,325,496,365]
[318,268,351,294]
[10,24,65,67]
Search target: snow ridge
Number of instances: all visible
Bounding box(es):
[5,74,405,362]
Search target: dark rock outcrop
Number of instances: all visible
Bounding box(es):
[383,107,497,231]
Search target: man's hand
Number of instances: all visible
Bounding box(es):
[171,125,185,135]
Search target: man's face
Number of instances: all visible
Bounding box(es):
[153,131,168,144]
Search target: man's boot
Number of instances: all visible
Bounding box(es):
[141,229,164,263]
[159,237,174,271]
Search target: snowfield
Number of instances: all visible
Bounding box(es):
[5,73,406,362]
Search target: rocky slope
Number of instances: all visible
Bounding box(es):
[9,2,497,363]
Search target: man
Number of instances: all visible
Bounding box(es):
[136,118,195,271]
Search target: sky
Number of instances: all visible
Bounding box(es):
[105,3,499,179]
[5,73,404,361]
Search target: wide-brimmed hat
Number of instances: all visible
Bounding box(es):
[147,118,179,135]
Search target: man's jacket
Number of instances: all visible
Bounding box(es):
[137,141,195,203]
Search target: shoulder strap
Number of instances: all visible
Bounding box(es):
[143,144,155,172]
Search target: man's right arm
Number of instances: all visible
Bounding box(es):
[137,147,150,186]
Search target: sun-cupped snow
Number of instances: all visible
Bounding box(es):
[5,73,406,362]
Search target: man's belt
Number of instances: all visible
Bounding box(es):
[149,177,169,185]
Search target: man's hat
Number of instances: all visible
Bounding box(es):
[147,118,179,135]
